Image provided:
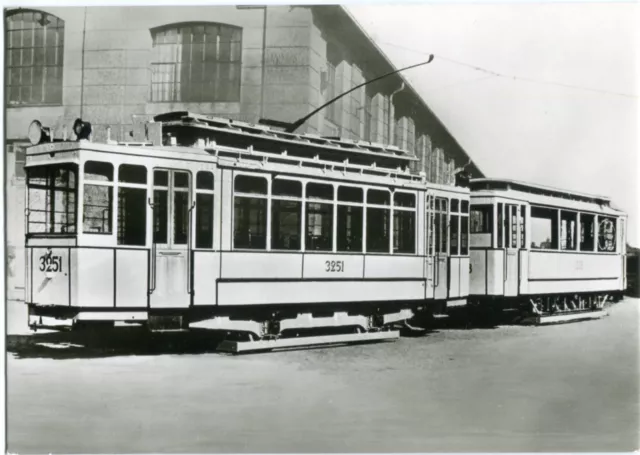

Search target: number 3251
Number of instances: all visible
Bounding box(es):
[39,255,62,272]
[325,260,344,272]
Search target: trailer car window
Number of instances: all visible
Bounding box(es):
[27,164,77,235]
[560,211,577,250]
[598,216,616,252]
[434,198,448,254]
[234,175,267,249]
[153,170,169,244]
[337,205,363,252]
[83,161,113,234]
[520,205,526,248]
[530,206,558,249]
[470,205,493,234]
[367,207,390,253]
[172,172,190,245]
[580,213,595,251]
[306,182,333,251]
[117,164,147,246]
[460,215,469,255]
[450,213,459,255]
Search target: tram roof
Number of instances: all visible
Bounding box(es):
[470,178,616,206]
[154,111,418,167]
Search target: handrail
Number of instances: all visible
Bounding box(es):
[187,200,195,295]
[147,198,157,295]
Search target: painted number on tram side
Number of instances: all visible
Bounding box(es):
[325,260,345,273]
[39,253,63,273]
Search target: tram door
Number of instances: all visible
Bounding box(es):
[504,203,519,296]
[432,197,448,300]
[149,169,193,308]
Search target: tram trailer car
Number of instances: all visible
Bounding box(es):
[24,112,471,352]
[467,178,627,324]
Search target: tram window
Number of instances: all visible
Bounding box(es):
[337,205,363,252]
[273,179,302,197]
[234,197,267,249]
[175,172,189,189]
[271,200,302,250]
[306,202,333,251]
[367,207,390,253]
[27,164,77,235]
[461,200,469,213]
[580,213,595,251]
[153,170,169,187]
[560,211,577,251]
[510,205,518,248]
[195,171,214,249]
[84,161,113,182]
[195,193,214,249]
[460,215,469,255]
[530,206,558,249]
[153,189,168,244]
[394,210,416,254]
[434,197,448,254]
[235,174,267,195]
[597,216,617,252]
[338,186,364,203]
[470,205,493,234]
[451,199,459,213]
[394,192,416,208]
[497,203,504,248]
[118,188,147,246]
[196,171,214,190]
[83,185,113,234]
[307,182,334,200]
[520,205,526,248]
[119,164,147,184]
[368,189,390,206]
[450,214,459,255]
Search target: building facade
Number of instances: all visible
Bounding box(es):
[4,5,483,298]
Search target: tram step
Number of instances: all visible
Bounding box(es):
[217,330,400,354]
[522,309,607,326]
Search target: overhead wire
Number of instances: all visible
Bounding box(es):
[379,40,638,99]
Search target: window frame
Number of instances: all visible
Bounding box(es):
[5,9,65,107]
[82,161,114,235]
[232,173,269,251]
[194,170,215,250]
[117,163,149,247]
[149,22,243,103]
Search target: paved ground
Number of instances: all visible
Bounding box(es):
[6,298,639,453]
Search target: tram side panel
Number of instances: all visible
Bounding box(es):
[525,251,624,295]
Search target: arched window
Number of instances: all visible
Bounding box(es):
[6,9,64,106]
[150,22,242,103]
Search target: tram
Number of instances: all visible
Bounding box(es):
[24,112,471,352]
[467,178,627,324]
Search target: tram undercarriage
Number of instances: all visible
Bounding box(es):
[467,292,618,325]
[27,301,436,353]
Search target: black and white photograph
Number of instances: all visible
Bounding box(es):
[2,0,638,453]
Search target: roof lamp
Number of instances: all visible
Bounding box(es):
[28,120,51,146]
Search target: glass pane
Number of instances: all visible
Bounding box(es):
[174,171,190,189]
[451,199,459,213]
[119,164,147,184]
[154,170,169,187]
[367,189,390,206]
[83,185,112,234]
[271,200,301,250]
[306,202,333,252]
[196,171,214,190]
[173,191,189,245]
[118,187,147,246]
[338,186,363,203]
[393,192,416,208]
[306,182,333,201]
[580,213,595,251]
[234,175,267,195]
[337,205,363,252]
[530,206,559,249]
[234,197,267,249]
[84,161,113,182]
[153,189,168,243]
[450,215,459,255]
[394,210,416,254]
[272,179,302,198]
[598,216,616,252]
[366,207,390,253]
[460,216,469,255]
[195,193,213,249]
[470,205,493,234]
